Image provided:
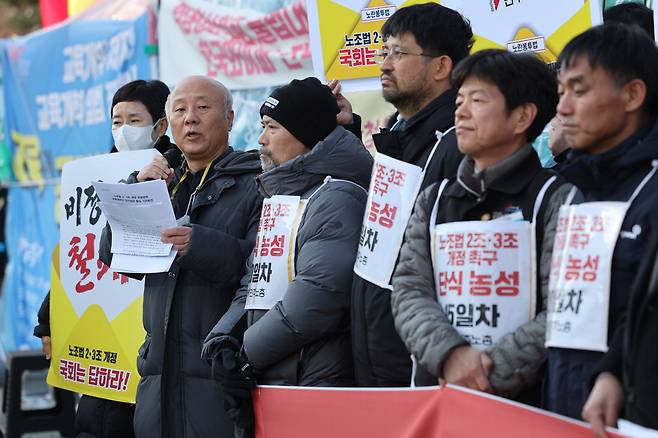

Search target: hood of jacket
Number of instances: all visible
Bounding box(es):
[211,147,262,175]
[560,121,658,192]
[256,126,373,197]
[178,147,262,177]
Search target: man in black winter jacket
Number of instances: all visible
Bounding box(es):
[544,23,658,420]
[349,2,474,387]
[582,219,658,436]
[100,76,263,438]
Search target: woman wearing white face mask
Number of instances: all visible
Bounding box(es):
[110,79,174,154]
[34,79,176,438]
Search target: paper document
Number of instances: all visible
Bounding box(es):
[93,180,176,256]
[110,252,176,274]
[93,180,178,273]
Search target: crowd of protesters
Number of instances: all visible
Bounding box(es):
[35,2,658,438]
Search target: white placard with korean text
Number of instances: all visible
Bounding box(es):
[545,202,626,352]
[53,149,158,402]
[353,152,423,290]
[431,221,534,350]
[60,150,158,319]
[245,195,306,310]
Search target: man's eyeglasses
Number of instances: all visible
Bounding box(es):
[374,47,438,64]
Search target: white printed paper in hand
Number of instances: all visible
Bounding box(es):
[353,153,423,289]
[431,221,534,350]
[545,202,626,352]
[93,180,177,257]
[245,195,304,311]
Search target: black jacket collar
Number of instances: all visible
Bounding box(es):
[395,88,457,133]
[560,122,657,192]
[375,88,457,164]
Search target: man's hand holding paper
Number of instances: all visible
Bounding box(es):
[93,179,178,273]
[136,155,174,183]
[161,226,192,256]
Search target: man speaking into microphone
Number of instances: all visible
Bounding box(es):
[99,75,263,438]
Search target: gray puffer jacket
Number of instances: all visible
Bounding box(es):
[204,126,372,386]
[391,146,572,399]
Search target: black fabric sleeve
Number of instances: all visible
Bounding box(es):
[343,113,362,141]
[33,291,51,338]
[593,318,624,383]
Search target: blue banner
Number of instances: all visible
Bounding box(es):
[0,13,151,353]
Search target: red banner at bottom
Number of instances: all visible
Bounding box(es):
[253,385,627,438]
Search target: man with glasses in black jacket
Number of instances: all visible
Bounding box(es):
[348,3,474,387]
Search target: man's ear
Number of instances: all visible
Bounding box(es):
[433,55,453,83]
[512,102,538,137]
[622,78,647,113]
[227,110,235,132]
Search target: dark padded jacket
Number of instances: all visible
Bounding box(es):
[596,219,658,429]
[351,89,464,387]
[205,126,372,386]
[545,122,658,419]
[99,147,262,438]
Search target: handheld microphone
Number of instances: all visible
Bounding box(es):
[163,147,183,169]
[144,147,183,182]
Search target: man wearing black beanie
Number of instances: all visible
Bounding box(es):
[261,77,339,150]
[203,77,373,435]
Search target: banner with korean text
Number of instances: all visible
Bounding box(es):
[246,196,304,311]
[354,153,422,288]
[307,0,430,92]
[307,0,602,92]
[431,221,534,349]
[441,0,603,64]
[252,385,629,438]
[158,0,313,89]
[546,202,626,352]
[0,5,151,355]
[48,150,157,402]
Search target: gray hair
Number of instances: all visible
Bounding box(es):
[165,76,233,121]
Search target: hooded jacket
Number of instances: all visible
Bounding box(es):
[99,147,262,438]
[545,121,658,419]
[352,89,464,387]
[204,126,372,386]
[391,146,571,400]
